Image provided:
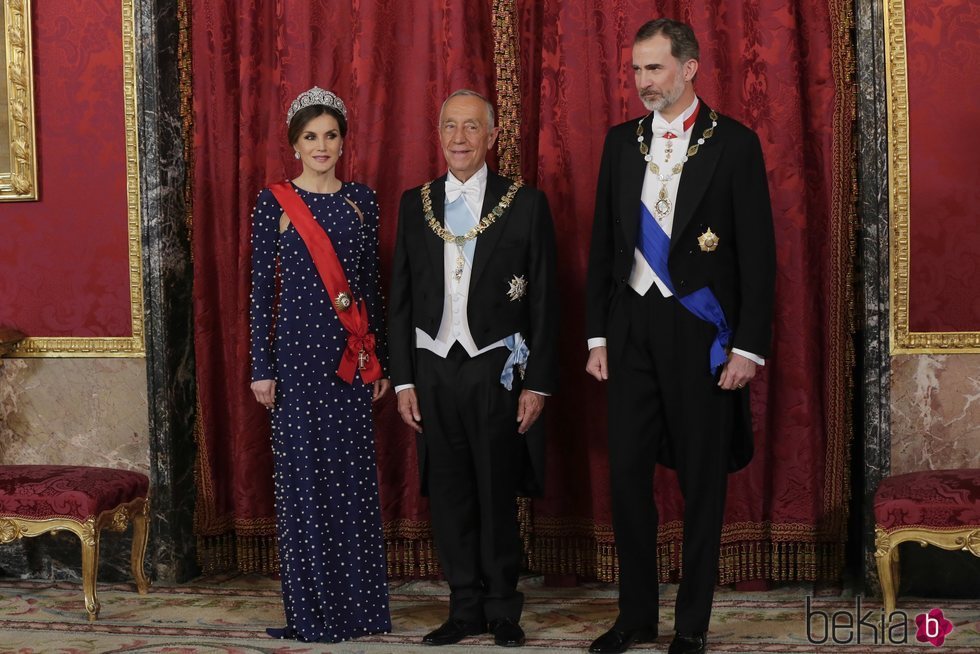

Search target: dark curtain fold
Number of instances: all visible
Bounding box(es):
[191,0,855,582]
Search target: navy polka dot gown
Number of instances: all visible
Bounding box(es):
[249,181,391,643]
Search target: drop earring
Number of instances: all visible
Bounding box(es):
[339,148,343,157]
[294,151,301,160]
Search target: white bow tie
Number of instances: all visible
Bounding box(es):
[445,178,481,204]
[651,117,681,139]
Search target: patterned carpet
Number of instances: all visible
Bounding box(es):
[1,575,979,653]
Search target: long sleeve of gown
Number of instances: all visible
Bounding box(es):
[249,188,280,382]
[357,186,389,375]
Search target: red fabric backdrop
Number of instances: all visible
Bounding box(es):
[0,0,131,338]
[905,0,980,332]
[192,0,853,582]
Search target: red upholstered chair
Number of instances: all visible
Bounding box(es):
[874,469,980,613]
[0,465,151,620]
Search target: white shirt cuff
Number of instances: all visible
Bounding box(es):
[587,337,607,350]
[731,348,765,366]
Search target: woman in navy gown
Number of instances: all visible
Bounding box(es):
[249,87,391,643]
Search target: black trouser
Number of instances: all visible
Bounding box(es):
[416,344,523,626]
[607,287,734,634]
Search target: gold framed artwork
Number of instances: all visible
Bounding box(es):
[10,0,144,357]
[885,0,980,353]
[0,0,38,201]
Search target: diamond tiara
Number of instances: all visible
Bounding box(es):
[285,86,348,125]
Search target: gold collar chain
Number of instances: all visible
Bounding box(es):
[637,110,719,178]
[421,179,523,245]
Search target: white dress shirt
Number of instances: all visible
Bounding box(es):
[588,98,763,366]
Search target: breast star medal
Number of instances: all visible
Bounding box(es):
[697,228,720,252]
[506,275,528,301]
[333,291,352,312]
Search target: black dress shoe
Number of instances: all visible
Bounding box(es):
[422,619,486,646]
[489,617,526,647]
[588,626,658,653]
[668,632,707,654]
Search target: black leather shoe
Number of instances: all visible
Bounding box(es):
[668,632,707,654]
[588,626,658,653]
[490,617,526,647]
[422,619,486,646]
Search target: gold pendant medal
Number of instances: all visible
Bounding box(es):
[333,291,352,312]
[452,247,465,281]
[654,187,671,219]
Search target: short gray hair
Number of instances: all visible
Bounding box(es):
[439,89,495,129]
[634,18,700,63]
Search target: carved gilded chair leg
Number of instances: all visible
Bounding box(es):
[79,522,102,621]
[874,527,897,615]
[130,500,151,594]
[875,551,898,615]
[890,547,901,594]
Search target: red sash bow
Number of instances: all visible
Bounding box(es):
[268,181,382,384]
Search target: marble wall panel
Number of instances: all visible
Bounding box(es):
[135,0,198,583]
[855,0,890,595]
[891,354,980,474]
[0,358,149,469]
[0,360,28,463]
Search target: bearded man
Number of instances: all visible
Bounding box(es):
[585,18,776,654]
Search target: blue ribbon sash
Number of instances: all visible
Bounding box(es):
[638,203,731,373]
[501,333,529,390]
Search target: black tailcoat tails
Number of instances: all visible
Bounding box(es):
[586,99,775,634]
[388,170,558,626]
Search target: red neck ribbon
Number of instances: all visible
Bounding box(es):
[681,100,701,133]
[268,181,382,385]
[662,101,701,139]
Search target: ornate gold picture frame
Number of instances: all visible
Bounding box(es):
[0,0,37,201]
[885,0,980,353]
[10,0,143,356]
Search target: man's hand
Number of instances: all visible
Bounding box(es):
[250,379,276,409]
[517,390,545,434]
[585,346,609,381]
[718,352,757,390]
[372,379,391,402]
[396,387,423,433]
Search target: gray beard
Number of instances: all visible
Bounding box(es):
[640,82,686,113]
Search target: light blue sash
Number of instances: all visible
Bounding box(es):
[445,197,529,388]
[445,196,475,264]
[501,333,529,390]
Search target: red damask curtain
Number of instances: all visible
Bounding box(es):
[191,0,855,583]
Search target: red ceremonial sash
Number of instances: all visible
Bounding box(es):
[268,181,382,384]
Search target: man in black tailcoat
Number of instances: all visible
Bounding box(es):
[585,18,776,654]
[389,89,558,648]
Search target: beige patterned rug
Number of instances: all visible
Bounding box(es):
[1,575,978,653]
